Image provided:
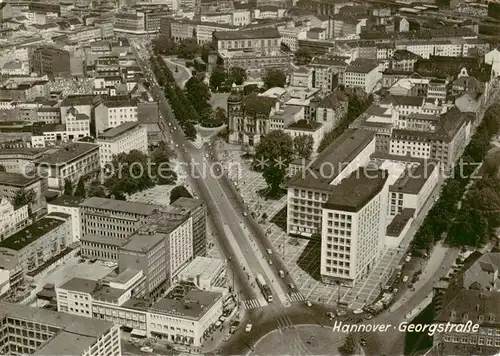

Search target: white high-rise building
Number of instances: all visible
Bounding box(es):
[320,167,389,287]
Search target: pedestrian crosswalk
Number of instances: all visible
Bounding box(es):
[242,298,262,310]
[287,292,306,303]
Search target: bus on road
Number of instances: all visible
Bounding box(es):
[256,274,273,303]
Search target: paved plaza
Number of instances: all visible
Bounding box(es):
[217,143,441,309]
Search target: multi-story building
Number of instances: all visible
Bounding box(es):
[94,95,139,135]
[34,142,100,191]
[0,198,29,242]
[308,57,347,91]
[0,301,121,356]
[0,148,47,174]
[167,198,207,258]
[321,167,388,286]
[47,195,85,244]
[31,46,70,79]
[390,49,421,72]
[387,161,439,218]
[0,171,44,214]
[213,28,290,79]
[80,234,128,262]
[0,213,72,276]
[114,12,146,34]
[433,290,500,355]
[286,128,376,237]
[65,107,91,140]
[118,215,193,299]
[80,198,161,239]
[395,38,490,60]
[97,122,148,168]
[314,90,349,132]
[196,22,238,44]
[389,107,469,168]
[227,92,278,148]
[285,120,324,154]
[344,60,383,93]
[60,95,96,126]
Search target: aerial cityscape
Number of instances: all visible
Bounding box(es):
[0,0,499,355]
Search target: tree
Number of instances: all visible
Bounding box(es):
[214,107,228,125]
[263,165,286,198]
[210,65,226,91]
[338,334,356,356]
[264,69,286,88]
[151,141,174,166]
[170,185,193,203]
[230,67,247,85]
[185,76,211,116]
[254,130,294,171]
[153,34,177,54]
[177,39,200,59]
[64,179,73,196]
[295,47,313,65]
[104,150,155,197]
[12,189,35,211]
[88,184,106,198]
[184,121,197,140]
[157,170,177,185]
[294,134,314,160]
[74,177,86,197]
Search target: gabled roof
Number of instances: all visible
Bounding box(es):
[318,90,348,109]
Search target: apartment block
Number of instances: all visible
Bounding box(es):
[0,171,44,214]
[0,198,29,242]
[47,195,86,244]
[79,197,162,239]
[0,213,72,276]
[97,122,148,168]
[344,60,383,93]
[286,129,376,237]
[0,301,121,356]
[321,168,388,286]
[94,95,139,135]
[34,142,100,191]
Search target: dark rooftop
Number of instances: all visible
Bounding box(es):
[323,168,389,212]
[151,287,222,320]
[36,142,99,166]
[389,162,438,194]
[435,290,500,324]
[0,217,66,251]
[213,27,280,40]
[386,208,415,237]
[98,122,141,139]
[287,119,322,131]
[0,172,41,187]
[287,129,376,189]
[242,93,276,117]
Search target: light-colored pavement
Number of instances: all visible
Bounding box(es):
[251,325,345,356]
[163,56,191,88]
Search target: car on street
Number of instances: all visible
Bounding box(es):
[245,324,253,332]
[365,314,373,320]
[336,310,347,317]
[279,270,285,278]
[405,255,411,262]
[140,346,153,353]
[243,211,248,217]
[360,338,367,347]
[267,249,272,255]
[402,276,409,283]
[288,283,295,289]
[353,308,364,315]
[268,260,273,265]
[305,300,312,307]
[326,312,335,319]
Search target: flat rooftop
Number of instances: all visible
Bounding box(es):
[80,197,162,216]
[178,256,224,281]
[0,217,66,251]
[386,208,414,237]
[48,195,86,208]
[98,121,141,139]
[104,268,142,285]
[323,168,389,212]
[0,301,113,356]
[170,197,204,211]
[151,287,222,320]
[287,129,375,189]
[36,142,99,166]
[0,171,41,187]
[120,231,167,253]
[389,162,438,194]
[81,234,129,247]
